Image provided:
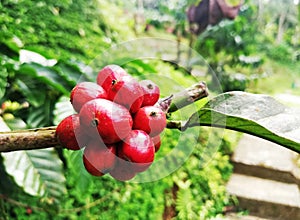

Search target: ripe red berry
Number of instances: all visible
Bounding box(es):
[107,75,144,114]
[56,114,87,150]
[70,82,107,112]
[109,156,137,181]
[96,64,129,92]
[79,98,133,144]
[133,106,166,137]
[83,139,116,176]
[26,207,33,215]
[139,80,160,107]
[152,135,161,152]
[119,130,155,172]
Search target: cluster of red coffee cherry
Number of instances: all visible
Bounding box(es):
[56,65,166,181]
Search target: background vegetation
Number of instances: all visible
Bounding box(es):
[0,0,299,219]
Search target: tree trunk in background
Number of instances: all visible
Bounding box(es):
[137,0,144,16]
[133,0,145,35]
[187,30,195,73]
[257,0,264,29]
[298,2,300,23]
[276,7,288,44]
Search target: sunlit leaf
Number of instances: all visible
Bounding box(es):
[186,91,300,153]
[20,49,57,66]
[53,96,75,126]
[2,149,66,202]
[27,99,51,128]
[0,67,8,100]
[4,117,27,130]
[0,118,66,202]
[18,63,72,96]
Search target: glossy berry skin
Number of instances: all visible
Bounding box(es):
[83,140,116,176]
[152,135,161,152]
[107,75,144,114]
[133,106,166,137]
[139,80,160,107]
[70,82,107,112]
[96,64,129,92]
[56,114,87,150]
[109,156,137,181]
[119,130,155,172]
[79,98,133,144]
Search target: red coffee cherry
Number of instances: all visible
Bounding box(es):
[96,64,129,92]
[109,155,137,181]
[56,114,87,150]
[133,106,166,137]
[107,75,144,114]
[26,207,33,215]
[79,98,133,144]
[70,82,107,112]
[139,80,160,107]
[119,130,155,172]
[152,135,161,152]
[83,139,116,176]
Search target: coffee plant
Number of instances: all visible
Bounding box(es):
[1,0,299,218]
[1,35,300,220]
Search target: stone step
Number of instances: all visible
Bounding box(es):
[231,134,300,184]
[226,173,300,219]
[224,213,271,220]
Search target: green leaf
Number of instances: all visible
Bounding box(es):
[20,49,56,66]
[63,150,93,200]
[0,118,66,202]
[123,60,157,76]
[27,99,51,128]
[0,54,13,99]
[54,61,90,86]
[53,96,75,125]
[186,92,300,153]
[74,61,95,81]
[0,67,8,100]
[0,36,22,58]
[18,63,72,96]
[2,149,66,202]
[15,77,46,107]
[4,117,27,130]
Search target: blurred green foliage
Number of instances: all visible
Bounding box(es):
[0,0,133,62]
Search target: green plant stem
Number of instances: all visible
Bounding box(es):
[0,194,44,212]
[157,81,208,113]
[0,81,209,153]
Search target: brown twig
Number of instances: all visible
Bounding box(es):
[0,126,59,153]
